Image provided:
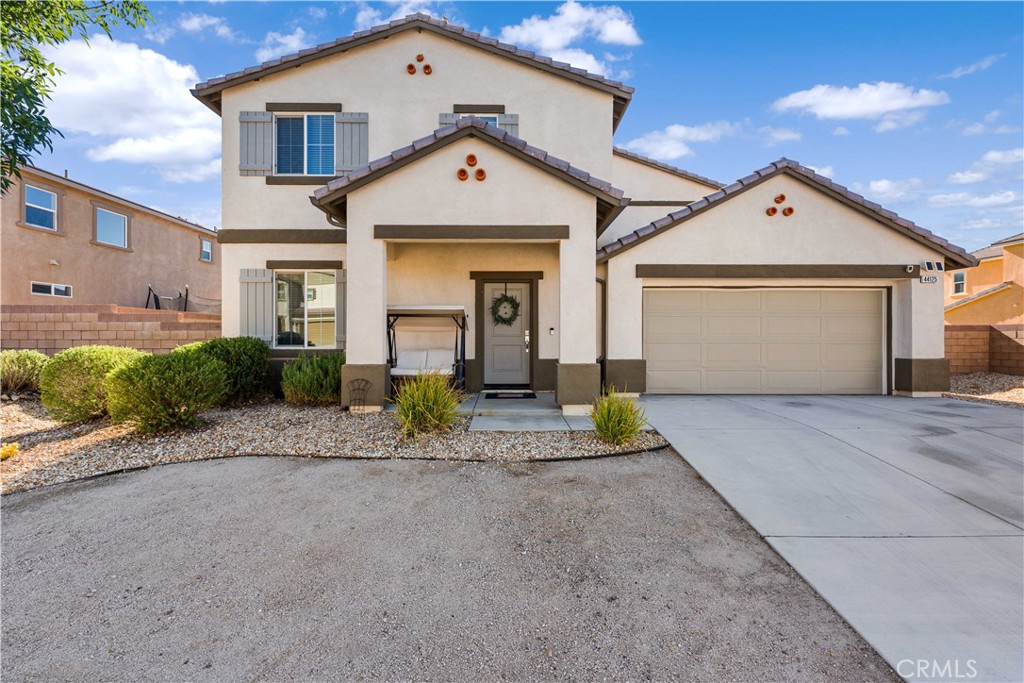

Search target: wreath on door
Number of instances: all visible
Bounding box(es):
[490,292,520,326]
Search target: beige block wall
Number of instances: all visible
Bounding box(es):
[0,304,220,356]
[944,324,1024,376]
[1,172,220,308]
[220,29,614,231]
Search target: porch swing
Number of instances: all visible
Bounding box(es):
[386,305,467,389]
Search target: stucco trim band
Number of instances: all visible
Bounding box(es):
[556,363,601,406]
[635,264,921,279]
[266,176,337,186]
[266,260,344,270]
[375,225,569,240]
[218,229,346,244]
[266,103,342,112]
[894,358,950,393]
[453,104,505,114]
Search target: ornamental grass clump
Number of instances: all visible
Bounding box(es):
[104,350,228,433]
[1,349,49,394]
[392,371,463,439]
[280,352,346,405]
[174,337,271,402]
[591,387,648,446]
[40,345,147,422]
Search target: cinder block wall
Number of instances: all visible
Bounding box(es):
[990,325,1024,376]
[945,324,1024,376]
[1,305,220,356]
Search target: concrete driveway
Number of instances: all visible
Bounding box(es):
[644,395,1024,683]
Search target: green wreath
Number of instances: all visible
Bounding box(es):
[490,293,521,326]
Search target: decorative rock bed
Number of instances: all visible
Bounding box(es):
[944,372,1024,409]
[1,399,668,494]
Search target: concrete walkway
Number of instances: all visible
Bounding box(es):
[643,395,1024,682]
[464,392,597,431]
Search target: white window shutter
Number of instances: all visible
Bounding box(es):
[335,112,369,173]
[497,113,519,138]
[239,269,275,343]
[239,111,273,176]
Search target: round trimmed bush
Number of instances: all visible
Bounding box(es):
[281,352,345,405]
[173,337,271,402]
[104,350,228,433]
[40,346,147,422]
[1,349,50,394]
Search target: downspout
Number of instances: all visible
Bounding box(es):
[596,276,607,388]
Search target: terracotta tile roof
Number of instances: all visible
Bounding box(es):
[944,281,1015,311]
[192,14,633,128]
[612,147,723,189]
[596,158,978,268]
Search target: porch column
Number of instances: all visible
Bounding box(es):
[894,277,948,395]
[340,222,390,409]
[556,233,600,412]
[603,256,646,392]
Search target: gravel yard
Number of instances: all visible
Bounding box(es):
[0,399,666,494]
[945,372,1024,408]
[1,452,898,681]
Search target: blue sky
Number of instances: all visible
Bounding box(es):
[35,1,1023,250]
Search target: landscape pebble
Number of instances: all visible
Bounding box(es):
[944,371,1024,409]
[1,399,667,494]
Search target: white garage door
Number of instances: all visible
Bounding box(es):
[643,289,884,394]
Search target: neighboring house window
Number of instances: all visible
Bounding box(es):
[95,207,128,248]
[275,271,336,348]
[953,271,966,295]
[24,184,57,230]
[200,238,213,262]
[31,281,72,298]
[275,114,334,175]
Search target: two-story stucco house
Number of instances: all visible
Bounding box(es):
[191,14,976,412]
[944,233,1023,325]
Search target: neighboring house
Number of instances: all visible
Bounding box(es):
[0,167,219,309]
[192,13,975,411]
[944,233,1023,325]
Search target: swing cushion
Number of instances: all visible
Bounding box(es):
[391,349,453,376]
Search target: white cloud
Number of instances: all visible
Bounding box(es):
[308,7,328,20]
[548,48,607,76]
[984,109,1001,123]
[946,148,1023,184]
[159,159,222,184]
[759,126,802,146]
[353,2,442,31]
[939,54,1003,79]
[807,165,835,179]
[144,25,175,45]
[178,13,238,41]
[499,0,641,52]
[981,148,1024,165]
[256,27,311,62]
[856,178,924,202]
[771,82,949,132]
[928,191,1018,208]
[961,110,1020,136]
[948,169,987,184]
[44,36,220,183]
[624,121,742,160]
[832,126,851,136]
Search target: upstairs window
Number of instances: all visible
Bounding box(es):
[458,113,499,125]
[275,114,334,175]
[25,184,57,230]
[952,271,966,295]
[200,238,213,262]
[95,207,128,248]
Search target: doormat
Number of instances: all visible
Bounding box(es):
[484,391,537,400]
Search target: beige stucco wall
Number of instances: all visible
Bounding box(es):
[944,284,1024,325]
[604,174,946,361]
[219,29,614,232]
[1,171,219,308]
[1003,243,1023,284]
[343,135,597,365]
[945,257,1002,304]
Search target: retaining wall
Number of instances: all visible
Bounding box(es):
[945,324,1024,376]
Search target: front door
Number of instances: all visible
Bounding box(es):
[483,282,530,386]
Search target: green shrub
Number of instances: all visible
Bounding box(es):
[280,352,346,405]
[1,349,49,394]
[174,337,271,402]
[40,346,147,422]
[104,350,228,433]
[591,387,647,446]
[392,372,463,439]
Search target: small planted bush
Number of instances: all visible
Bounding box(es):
[280,352,346,405]
[174,337,271,402]
[591,387,647,446]
[392,371,463,439]
[40,346,147,422]
[104,350,228,433]
[1,349,49,394]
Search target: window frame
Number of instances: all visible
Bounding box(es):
[952,271,966,295]
[458,113,500,125]
[91,203,131,250]
[274,113,335,176]
[273,270,337,349]
[200,238,213,263]
[23,183,58,231]
[30,281,73,298]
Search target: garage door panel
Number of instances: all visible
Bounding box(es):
[643,289,883,395]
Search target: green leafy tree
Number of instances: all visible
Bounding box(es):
[1,1,150,194]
